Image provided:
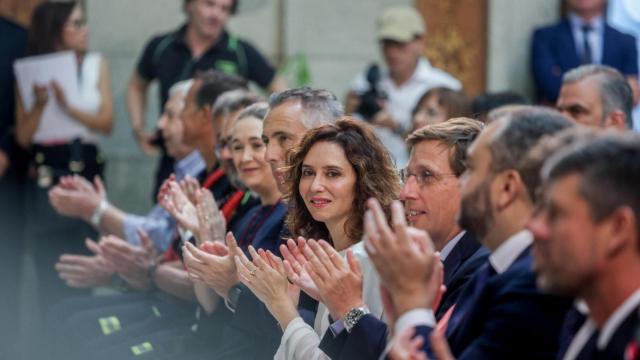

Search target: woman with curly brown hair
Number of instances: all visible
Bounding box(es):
[234,117,400,359]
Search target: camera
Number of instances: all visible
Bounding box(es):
[356,63,387,121]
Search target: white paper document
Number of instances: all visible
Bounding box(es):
[13,51,91,143]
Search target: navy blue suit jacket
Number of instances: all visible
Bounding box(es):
[415,247,571,360]
[531,19,638,103]
[572,303,640,360]
[318,232,488,360]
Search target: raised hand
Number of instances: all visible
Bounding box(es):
[303,239,364,320]
[182,232,240,298]
[179,175,201,205]
[100,232,157,291]
[55,237,114,288]
[364,199,443,317]
[194,188,226,246]
[234,245,299,330]
[280,237,321,300]
[160,180,199,234]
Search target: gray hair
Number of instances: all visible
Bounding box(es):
[563,65,634,128]
[488,106,574,197]
[168,79,193,98]
[212,89,263,120]
[236,102,269,123]
[268,87,343,128]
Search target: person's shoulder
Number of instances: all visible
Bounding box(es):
[143,26,183,50]
[605,23,638,44]
[420,60,462,90]
[534,20,566,35]
[0,17,26,33]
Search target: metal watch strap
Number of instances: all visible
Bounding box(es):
[343,306,370,333]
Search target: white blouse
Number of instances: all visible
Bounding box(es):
[274,241,383,360]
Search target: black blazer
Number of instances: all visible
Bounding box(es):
[318,232,488,360]
[416,247,572,360]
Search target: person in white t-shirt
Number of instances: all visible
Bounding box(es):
[346,6,461,166]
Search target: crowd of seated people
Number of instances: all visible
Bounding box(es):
[2,0,640,359]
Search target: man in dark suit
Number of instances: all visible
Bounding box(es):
[531,0,639,105]
[0,16,27,359]
[528,132,640,360]
[368,107,574,359]
[317,118,489,360]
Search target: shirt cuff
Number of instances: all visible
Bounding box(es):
[394,309,436,335]
[329,319,346,338]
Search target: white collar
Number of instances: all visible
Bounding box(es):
[597,288,640,349]
[489,230,533,274]
[568,12,604,31]
[439,231,466,261]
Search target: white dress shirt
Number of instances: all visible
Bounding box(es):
[568,12,605,65]
[394,229,533,335]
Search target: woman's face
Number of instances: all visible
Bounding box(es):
[231,117,275,193]
[298,141,357,229]
[60,5,88,52]
[412,94,447,131]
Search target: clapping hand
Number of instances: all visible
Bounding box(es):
[364,199,443,318]
[182,232,240,298]
[302,239,365,320]
[280,237,321,300]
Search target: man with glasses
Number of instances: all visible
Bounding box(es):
[319,118,488,359]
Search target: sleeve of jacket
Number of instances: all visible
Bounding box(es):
[319,314,389,360]
[621,33,639,76]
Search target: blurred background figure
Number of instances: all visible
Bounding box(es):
[127,0,287,199]
[15,0,113,311]
[471,91,528,123]
[346,5,461,166]
[532,0,639,105]
[410,86,471,131]
[0,14,27,360]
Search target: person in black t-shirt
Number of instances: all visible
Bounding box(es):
[127,0,287,198]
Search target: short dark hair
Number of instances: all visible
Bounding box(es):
[471,91,528,122]
[544,132,640,242]
[488,106,574,198]
[412,87,471,120]
[406,117,484,176]
[521,127,600,202]
[27,1,78,55]
[563,65,634,128]
[193,70,247,109]
[268,87,343,128]
[183,0,239,15]
[285,118,400,243]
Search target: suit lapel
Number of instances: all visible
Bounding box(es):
[443,232,481,285]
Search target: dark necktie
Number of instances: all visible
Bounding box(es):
[446,263,496,337]
[581,24,594,65]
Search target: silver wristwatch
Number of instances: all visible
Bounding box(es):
[343,306,370,333]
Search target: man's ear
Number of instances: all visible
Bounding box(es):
[602,206,638,258]
[603,110,628,130]
[494,170,524,211]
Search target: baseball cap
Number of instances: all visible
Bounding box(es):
[376,6,426,43]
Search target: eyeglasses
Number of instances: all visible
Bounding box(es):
[399,167,457,186]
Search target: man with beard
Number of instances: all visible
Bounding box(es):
[366,106,574,359]
[528,132,640,359]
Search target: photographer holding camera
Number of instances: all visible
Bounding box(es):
[346,6,461,165]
